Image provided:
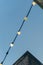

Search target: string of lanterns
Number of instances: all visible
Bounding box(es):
[0,1,36,65]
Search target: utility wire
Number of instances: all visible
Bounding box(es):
[0,1,36,65]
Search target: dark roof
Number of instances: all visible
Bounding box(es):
[34,0,43,9]
[13,51,42,65]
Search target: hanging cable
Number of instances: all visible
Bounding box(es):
[1,47,11,64]
[0,1,36,65]
[26,4,33,17]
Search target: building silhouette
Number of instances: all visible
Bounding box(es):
[13,51,42,65]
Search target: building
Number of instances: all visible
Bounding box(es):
[34,0,43,9]
[13,51,42,65]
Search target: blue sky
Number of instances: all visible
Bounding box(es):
[0,0,43,65]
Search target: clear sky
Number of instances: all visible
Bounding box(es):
[0,0,43,65]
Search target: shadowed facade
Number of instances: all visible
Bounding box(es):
[13,51,42,65]
[34,0,43,9]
